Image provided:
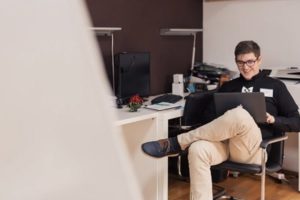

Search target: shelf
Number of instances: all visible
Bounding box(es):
[160,28,202,36]
[91,27,122,36]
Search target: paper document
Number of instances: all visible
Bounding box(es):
[145,102,181,111]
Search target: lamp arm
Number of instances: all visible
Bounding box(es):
[111,33,115,94]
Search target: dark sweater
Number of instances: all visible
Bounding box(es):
[218,71,300,139]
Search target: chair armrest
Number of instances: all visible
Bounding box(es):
[260,135,288,149]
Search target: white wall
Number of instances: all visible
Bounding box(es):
[0,1,141,199]
[203,0,300,71]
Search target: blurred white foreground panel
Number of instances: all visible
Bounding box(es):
[0,0,142,199]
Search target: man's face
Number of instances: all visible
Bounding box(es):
[235,52,261,80]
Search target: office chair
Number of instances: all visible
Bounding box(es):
[168,90,288,200]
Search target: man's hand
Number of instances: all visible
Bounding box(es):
[266,112,275,124]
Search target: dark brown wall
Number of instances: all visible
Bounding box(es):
[85,0,203,95]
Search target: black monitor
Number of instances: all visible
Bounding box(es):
[114,52,150,103]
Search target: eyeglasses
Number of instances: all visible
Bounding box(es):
[236,59,257,68]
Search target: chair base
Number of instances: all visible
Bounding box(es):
[213,184,226,200]
[213,184,244,200]
[216,195,243,200]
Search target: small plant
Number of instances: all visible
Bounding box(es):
[128,94,143,112]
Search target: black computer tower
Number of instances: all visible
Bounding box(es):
[114,52,150,103]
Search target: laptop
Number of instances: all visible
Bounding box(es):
[214,92,266,123]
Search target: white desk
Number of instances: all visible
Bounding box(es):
[115,99,184,200]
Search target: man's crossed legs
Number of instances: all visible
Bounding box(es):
[142,106,262,200]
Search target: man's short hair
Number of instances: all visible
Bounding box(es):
[234,40,260,59]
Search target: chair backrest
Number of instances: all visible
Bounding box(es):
[182,90,217,127]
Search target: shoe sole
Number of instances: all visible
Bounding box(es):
[141,150,181,158]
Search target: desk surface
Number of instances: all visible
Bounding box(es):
[115,108,158,126]
[115,95,185,126]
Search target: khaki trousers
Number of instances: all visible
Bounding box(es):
[177,106,262,200]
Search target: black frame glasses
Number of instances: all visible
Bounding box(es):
[236,59,257,68]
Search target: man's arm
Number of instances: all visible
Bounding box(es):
[272,82,300,132]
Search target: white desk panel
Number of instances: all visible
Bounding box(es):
[115,97,184,200]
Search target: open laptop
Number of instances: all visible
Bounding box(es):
[214,92,266,123]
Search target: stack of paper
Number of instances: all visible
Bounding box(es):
[145,102,181,111]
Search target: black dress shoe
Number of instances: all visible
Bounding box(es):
[141,137,181,158]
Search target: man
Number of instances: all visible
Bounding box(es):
[142,41,300,200]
